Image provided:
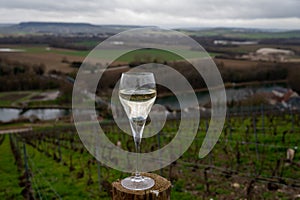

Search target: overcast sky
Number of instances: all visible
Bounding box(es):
[1,0,300,29]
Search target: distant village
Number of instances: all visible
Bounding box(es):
[242,47,295,62]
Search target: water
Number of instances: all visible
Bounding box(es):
[0,85,290,122]
[22,109,70,120]
[156,85,287,110]
[0,108,20,122]
[0,48,25,52]
[0,108,70,122]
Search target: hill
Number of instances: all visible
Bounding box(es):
[177,27,300,39]
[1,22,300,40]
[0,22,147,35]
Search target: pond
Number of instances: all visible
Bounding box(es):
[156,84,287,110]
[0,84,290,122]
[0,108,70,123]
[0,48,25,52]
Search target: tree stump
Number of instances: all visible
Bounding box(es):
[112,173,171,200]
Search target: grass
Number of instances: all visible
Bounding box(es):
[0,91,33,107]
[2,43,215,62]
[116,48,213,62]
[0,110,299,199]
[0,90,59,107]
[73,40,99,47]
[53,48,214,62]
[12,46,206,62]
[0,136,23,199]
[25,46,48,53]
[23,128,125,199]
[27,99,60,107]
[13,44,214,62]
[0,99,11,106]
[51,49,90,57]
[25,144,93,199]
[0,91,32,107]
[0,122,28,130]
[172,190,200,200]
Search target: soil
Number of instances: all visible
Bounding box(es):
[0,51,83,73]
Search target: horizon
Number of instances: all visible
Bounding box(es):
[1,0,300,30]
[2,21,300,31]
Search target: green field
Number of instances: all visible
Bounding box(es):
[0,90,59,107]
[0,136,23,199]
[182,29,300,39]
[0,91,34,107]
[1,109,299,199]
[57,48,214,62]
[16,45,215,62]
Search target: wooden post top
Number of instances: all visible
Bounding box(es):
[112,173,171,200]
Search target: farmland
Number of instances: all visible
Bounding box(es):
[179,28,300,39]
[0,44,216,69]
[0,45,84,73]
[1,107,300,199]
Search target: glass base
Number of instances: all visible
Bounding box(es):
[121,175,155,191]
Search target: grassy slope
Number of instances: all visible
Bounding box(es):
[9,111,298,199]
[0,135,23,199]
[0,110,298,199]
[25,143,95,199]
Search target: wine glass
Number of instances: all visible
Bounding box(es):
[119,72,156,190]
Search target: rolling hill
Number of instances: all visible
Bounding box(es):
[0,22,148,35]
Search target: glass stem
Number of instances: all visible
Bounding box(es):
[135,140,141,177]
[130,117,145,179]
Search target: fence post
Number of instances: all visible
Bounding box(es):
[228,111,232,140]
[252,110,260,176]
[206,119,213,167]
[97,160,102,192]
[23,142,30,182]
[290,107,294,133]
[261,104,265,135]
[57,133,62,162]
[156,131,163,176]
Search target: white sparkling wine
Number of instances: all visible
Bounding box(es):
[119,72,156,191]
[119,89,156,121]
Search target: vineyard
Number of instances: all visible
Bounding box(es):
[0,106,300,199]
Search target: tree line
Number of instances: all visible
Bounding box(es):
[0,35,106,51]
[0,57,59,91]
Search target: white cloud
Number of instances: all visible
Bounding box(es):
[0,0,300,29]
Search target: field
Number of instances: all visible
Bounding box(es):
[0,44,218,74]
[0,90,60,108]
[1,107,300,199]
[180,29,300,39]
[208,43,300,57]
[0,45,84,73]
[1,42,300,82]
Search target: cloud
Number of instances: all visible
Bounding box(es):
[0,0,300,28]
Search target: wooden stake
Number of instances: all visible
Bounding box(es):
[112,173,171,200]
